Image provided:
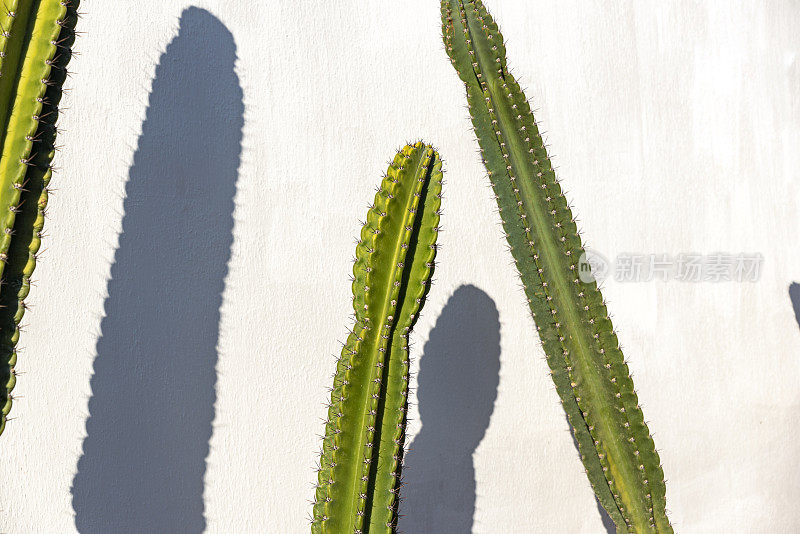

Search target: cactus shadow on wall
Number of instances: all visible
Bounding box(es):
[71,8,243,534]
[399,284,500,533]
[789,283,800,328]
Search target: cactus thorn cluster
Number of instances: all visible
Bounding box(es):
[441,1,671,532]
[0,0,79,436]
[312,142,443,533]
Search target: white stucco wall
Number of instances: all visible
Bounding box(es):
[0,1,798,532]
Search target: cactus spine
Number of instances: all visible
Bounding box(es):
[441,1,671,532]
[312,142,443,533]
[0,0,78,435]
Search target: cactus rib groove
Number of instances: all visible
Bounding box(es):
[0,0,79,436]
[312,142,443,534]
[441,1,671,532]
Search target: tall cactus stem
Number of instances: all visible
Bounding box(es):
[312,142,443,533]
[0,0,79,435]
[441,1,671,532]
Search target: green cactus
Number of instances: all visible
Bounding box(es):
[312,142,443,534]
[441,1,671,532]
[0,0,78,436]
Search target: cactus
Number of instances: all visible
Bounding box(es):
[312,142,443,533]
[441,1,671,532]
[0,0,78,436]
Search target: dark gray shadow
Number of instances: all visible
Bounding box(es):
[790,283,800,328]
[399,285,501,533]
[564,415,617,534]
[71,8,243,533]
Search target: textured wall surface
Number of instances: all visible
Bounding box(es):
[0,1,798,532]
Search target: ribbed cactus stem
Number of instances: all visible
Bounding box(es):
[441,2,671,532]
[312,142,443,533]
[0,0,78,435]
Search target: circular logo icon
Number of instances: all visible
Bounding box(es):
[578,249,609,284]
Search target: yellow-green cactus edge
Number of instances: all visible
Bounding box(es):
[0,0,79,435]
[312,142,443,534]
